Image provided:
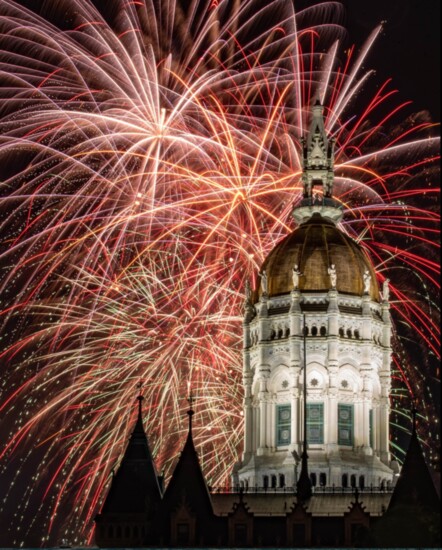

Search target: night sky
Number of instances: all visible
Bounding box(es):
[345,0,440,120]
[0,0,439,547]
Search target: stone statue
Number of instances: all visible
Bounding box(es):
[292,264,302,290]
[382,278,390,301]
[260,270,268,294]
[245,280,252,302]
[328,264,337,288]
[363,270,371,294]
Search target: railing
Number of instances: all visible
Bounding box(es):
[208,485,393,494]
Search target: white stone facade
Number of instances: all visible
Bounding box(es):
[233,103,396,492]
[234,287,395,491]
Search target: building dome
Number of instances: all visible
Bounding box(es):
[257,213,379,301]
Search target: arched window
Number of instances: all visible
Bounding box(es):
[303,325,309,336]
[311,326,318,336]
[270,329,276,339]
[279,474,285,488]
[350,474,356,488]
[359,475,365,490]
[310,473,317,487]
[339,327,344,337]
[346,328,352,338]
[342,474,348,488]
[263,475,269,489]
[116,526,122,538]
[354,329,360,339]
[285,327,290,338]
[319,473,327,487]
[271,474,277,488]
[320,326,326,336]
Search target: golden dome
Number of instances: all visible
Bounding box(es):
[257,213,379,301]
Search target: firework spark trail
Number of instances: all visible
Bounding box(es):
[0,0,439,545]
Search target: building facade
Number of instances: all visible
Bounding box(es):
[233,102,395,491]
[94,103,439,548]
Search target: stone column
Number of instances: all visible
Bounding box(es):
[361,294,372,339]
[379,299,392,463]
[243,378,253,458]
[353,395,362,448]
[266,395,274,450]
[290,383,300,451]
[373,404,379,457]
[379,372,391,463]
[327,289,339,336]
[289,290,302,453]
[327,289,339,455]
[257,376,269,456]
[361,374,373,455]
[327,387,338,454]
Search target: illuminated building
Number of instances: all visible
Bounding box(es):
[233,101,396,492]
[94,104,439,548]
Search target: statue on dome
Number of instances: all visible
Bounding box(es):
[328,264,337,288]
[245,280,252,302]
[260,270,268,294]
[363,270,371,294]
[382,278,390,301]
[292,264,302,290]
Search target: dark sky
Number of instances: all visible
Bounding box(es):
[295,0,440,120]
[344,0,440,120]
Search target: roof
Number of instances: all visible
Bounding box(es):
[162,409,214,515]
[100,396,162,515]
[256,214,379,300]
[211,492,391,517]
[388,420,440,512]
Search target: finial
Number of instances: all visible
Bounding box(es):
[187,390,195,432]
[136,380,144,417]
[411,404,417,434]
[187,391,194,411]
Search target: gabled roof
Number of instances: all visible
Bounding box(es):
[162,408,213,516]
[101,396,162,515]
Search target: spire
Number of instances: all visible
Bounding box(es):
[161,397,214,515]
[293,102,342,225]
[187,392,194,433]
[99,394,163,515]
[301,100,334,199]
[387,405,439,512]
[411,405,417,434]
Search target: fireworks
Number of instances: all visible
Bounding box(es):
[0,0,439,545]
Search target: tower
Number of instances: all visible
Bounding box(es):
[94,395,163,547]
[234,103,395,491]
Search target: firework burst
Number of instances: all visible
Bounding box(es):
[0,0,439,545]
